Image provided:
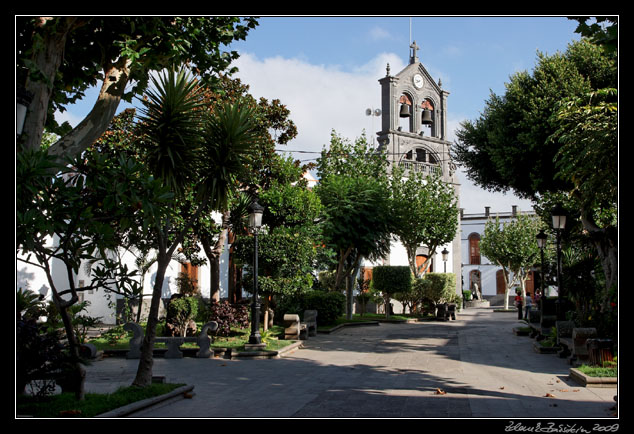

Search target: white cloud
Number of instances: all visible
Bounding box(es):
[368,26,393,41]
[233,52,405,161]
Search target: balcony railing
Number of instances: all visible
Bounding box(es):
[398,160,442,176]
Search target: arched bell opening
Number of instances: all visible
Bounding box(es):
[421,98,434,137]
[398,93,414,133]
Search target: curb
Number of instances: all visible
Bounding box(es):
[569,368,617,388]
[95,384,195,417]
[230,340,304,359]
[318,321,380,334]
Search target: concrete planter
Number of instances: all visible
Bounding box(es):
[569,368,617,388]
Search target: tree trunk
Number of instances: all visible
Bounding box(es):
[263,296,270,332]
[344,254,361,320]
[20,18,81,152]
[56,303,86,400]
[42,258,86,400]
[132,256,170,388]
[202,210,230,303]
[47,58,131,164]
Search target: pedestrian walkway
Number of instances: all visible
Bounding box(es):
[83,307,617,419]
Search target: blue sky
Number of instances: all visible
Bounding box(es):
[59,16,583,214]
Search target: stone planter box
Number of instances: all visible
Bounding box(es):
[465,300,490,308]
[533,341,562,354]
[569,368,617,388]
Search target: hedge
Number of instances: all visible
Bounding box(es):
[371,266,412,295]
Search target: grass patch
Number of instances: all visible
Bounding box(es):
[577,360,617,378]
[17,383,184,418]
[316,313,432,331]
[88,324,293,352]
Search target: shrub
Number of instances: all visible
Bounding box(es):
[16,319,69,396]
[316,270,337,291]
[276,290,346,325]
[166,296,198,337]
[302,290,346,324]
[372,266,412,295]
[418,273,457,305]
[207,300,249,337]
[372,266,412,317]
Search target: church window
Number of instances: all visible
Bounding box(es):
[468,233,481,265]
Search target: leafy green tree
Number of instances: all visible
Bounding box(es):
[480,214,545,310]
[186,76,299,302]
[454,34,617,302]
[316,174,393,318]
[316,132,393,319]
[130,67,258,388]
[390,165,459,278]
[17,16,258,160]
[233,161,324,330]
[549,88,617,296]
[16,146,170,399]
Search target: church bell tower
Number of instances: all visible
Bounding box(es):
[375,41,462,291]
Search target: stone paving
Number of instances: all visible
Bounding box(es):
[83,307,617,419]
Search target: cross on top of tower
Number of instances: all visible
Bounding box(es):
[410,40,420,64]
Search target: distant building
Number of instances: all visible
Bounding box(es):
[460,205,537,304]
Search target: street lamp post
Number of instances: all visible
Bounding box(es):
[536,229,547,310]
[441,248,449,273]
[551,204,567,320]
[247,200,265,349]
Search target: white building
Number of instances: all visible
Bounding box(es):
[460,205,537,305]
[16,212,231,325]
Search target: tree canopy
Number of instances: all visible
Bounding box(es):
[390,165,459,278]
[16,16,258,160]
[453,31,617,294]
[453,39,615,201]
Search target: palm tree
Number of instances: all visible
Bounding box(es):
[132,66,257,387]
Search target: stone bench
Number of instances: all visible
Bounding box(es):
[447,304,457,320]
[528,312,557,340]
[570,328,597,366]
[435,303,457,321]
[283,314,306,340]
[284,311,318,340]
[124,321,218,359]
[555,320,575,358]
[303,310,318,337]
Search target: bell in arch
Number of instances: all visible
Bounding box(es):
[421,109,433,125]
[399,104,411,118]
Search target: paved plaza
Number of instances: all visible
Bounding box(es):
[84,307,617,420]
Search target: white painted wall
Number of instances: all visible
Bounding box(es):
[17,213,231,325]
